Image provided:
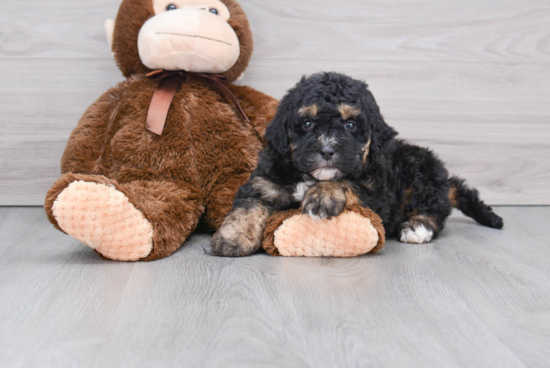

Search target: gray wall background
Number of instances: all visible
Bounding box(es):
[1,0,549,206]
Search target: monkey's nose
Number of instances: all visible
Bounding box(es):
[321,147,336,161]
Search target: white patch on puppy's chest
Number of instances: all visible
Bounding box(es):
[399,224,434,244]
[311,168,342,181]
[293,181,315,201]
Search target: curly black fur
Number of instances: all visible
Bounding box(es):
[213,72,503,256]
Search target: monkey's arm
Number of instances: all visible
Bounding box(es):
[229,85,278,142]
[60,83,125,175]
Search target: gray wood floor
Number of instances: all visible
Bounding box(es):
[1,0,550,205]
[1,207,549,368]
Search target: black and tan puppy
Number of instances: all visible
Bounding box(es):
[212,72,503,257]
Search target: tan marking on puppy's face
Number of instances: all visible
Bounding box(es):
[298,104,319,118]
[338,104,361,120]
[362,137,372,164]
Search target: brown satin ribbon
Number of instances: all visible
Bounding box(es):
[145,70,250,136]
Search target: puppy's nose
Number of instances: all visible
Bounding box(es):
[321,147,336,160]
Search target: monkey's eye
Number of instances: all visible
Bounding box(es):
[166,4,178,11]
[344,121,357,132]
[209,8,219,15]
[302,121,315,131]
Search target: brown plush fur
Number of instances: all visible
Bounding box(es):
[46,172,203,261]
[45,0,277,261]
[263,209,302,256]
[262,205,386,256]
[112,0,253,82]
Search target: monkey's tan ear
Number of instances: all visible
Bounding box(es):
[105,19,115,54]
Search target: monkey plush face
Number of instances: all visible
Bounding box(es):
[139,0,240,73]
[111,0,253,81]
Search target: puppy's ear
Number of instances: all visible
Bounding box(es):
[265,103,291,158]
[370,111,398,153]
[363,92,398,153]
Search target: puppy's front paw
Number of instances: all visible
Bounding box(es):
[211,205,270,257]
[302,183,347,220]
[211,231,249,257]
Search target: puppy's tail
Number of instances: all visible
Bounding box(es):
[447,176,503,229]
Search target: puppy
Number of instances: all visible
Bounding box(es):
[212,72,503,257]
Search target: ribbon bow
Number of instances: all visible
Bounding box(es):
[145,70,250,135]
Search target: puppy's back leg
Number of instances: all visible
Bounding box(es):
[399,186,452,244]
[399,214,439,244]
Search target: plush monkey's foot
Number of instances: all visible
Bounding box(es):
[51,181,154,261]
[263,205,385,257]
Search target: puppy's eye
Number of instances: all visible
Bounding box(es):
[302,121,315,131]
[345,121,357,132]
[209,8,219,15]
[166,4,178,10]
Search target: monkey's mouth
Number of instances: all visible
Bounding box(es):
[155,32,232,46]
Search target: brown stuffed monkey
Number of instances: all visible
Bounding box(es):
[44,0,278,261]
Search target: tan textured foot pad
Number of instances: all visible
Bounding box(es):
[52,181,154,261]
[272,211,380,257]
